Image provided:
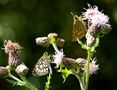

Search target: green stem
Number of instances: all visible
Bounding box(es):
[45,74,51,90]
[8,73,26,86]
[25,81,38,90]
[85,48,91,90]
[18,74,38,90]
[9,72,38,90]
[51,43,60,53]
[79,78,85,90]
[75,75,85,90]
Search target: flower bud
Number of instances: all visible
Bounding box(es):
[36,37,50,47]
[0,66,8,78]
[15,64,29,75]
[62,57,78,69]
[100,24,111,35]
[56,38,65,47]
[48,33,58,39]
[3,40,21,67]
[76,58,87,67]
[86,33,96,47]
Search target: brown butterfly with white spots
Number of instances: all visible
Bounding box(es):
[32,52,52,76]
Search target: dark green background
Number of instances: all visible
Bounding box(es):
[0,0,117,90]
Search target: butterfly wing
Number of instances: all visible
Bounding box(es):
[32,52,51,76]
[72,14,87,41]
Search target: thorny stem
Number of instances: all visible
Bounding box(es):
[85,47,91,90]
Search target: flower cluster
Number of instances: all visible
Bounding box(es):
[83,4,111,36]
[0,4,111,90]
[0,40,36,90]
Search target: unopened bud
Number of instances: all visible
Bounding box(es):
[62,57,78,69]
[76,58,86,67]
[36,37,50,47]
[56,38,65,47]
[47,33,58,43]
[15,64,29,75]
[47,33,58,39]
[100,24,111,35]
[0,66,8,78]
[86,33,96,47]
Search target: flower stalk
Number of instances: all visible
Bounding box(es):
[85,47,91,90]
[8,72,38,90]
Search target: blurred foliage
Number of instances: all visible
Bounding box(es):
[0,0,117,90]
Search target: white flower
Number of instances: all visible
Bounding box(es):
[82,58,99,75]
[53,49,64,68]
[83,4,110,27]
[89,60,99,75]
[83,4,99,20]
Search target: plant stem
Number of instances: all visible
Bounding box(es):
[51,43,59,53]
[25,80,38,90]
[45,74,51,90]
[18,74,38,90]
[75,75,85,90]
[79,78,85,90]
[85,47,91,90]
[8,73,25,85]
[9,72,38,90]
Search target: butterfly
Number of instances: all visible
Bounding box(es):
[32,52,52,76]
[71,12,87,42]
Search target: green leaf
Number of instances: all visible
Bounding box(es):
[59,68,72,82]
